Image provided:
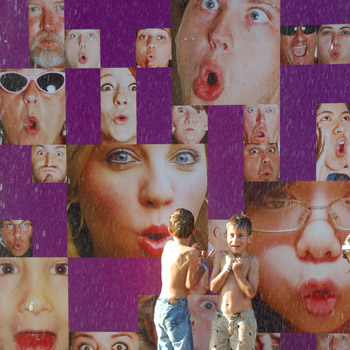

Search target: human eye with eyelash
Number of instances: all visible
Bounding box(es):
[200,299,216,310]
[249,148,259,154]
[112,342,129,350]
[318,114,332,122]
[268,147,276,153]
[248,8,270,23]
[101,82,116,92]
[341,114,350,121]
[77,344,95,350]
[50,262,68,275]
[128,83,137,92]
[342,29,350,36]
[248,107,257,113]
[56,151,64,157]
[139,34,148,40]
[170,149,200,166]
[157,35,166,41]
[29,5,42,13]
[58,4,64,12]
[200,0,220,11]
[106,148,141,166]
[321,30,332,36]
[266,107,275,113]
[0,262,19,275]
[88,33,95,38]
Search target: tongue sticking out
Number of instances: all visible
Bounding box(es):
[79,54,88,64]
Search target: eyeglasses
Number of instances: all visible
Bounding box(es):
[0,71,65,94]
[248,197,350,233]
[280,25,317,36]
[2,221,32,232]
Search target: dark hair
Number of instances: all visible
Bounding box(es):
[226,214,252,236]
[169,208,195,238]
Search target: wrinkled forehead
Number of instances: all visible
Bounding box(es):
[32,145,66,153]
[28,0,64,6]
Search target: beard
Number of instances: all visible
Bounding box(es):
[30,31,65,68]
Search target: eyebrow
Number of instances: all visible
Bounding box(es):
[247,0,280,12]
[72,334,94,340]
[111,333,134,339]
[317,110,350,115]
[321,26,350,30]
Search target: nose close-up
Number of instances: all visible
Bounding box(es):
[23,80,39,104]
[79,35,87,49]
[209,10,233,52]
[147,37,156,50]
[42,9,56,32]
[45,152,53,166]
[114,88,128,106]
[256,109,266,125]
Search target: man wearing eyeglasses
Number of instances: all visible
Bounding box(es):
[0,220,33,257]
[29,0,65,68]
[280,25,318,65]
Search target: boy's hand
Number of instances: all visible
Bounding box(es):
[225,254,234,269]
[232,257,243,271]
[200,249,215,268]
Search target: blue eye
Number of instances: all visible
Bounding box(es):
[0,263,18,274]
[266,108,274,113]
[71,33,78,39]
[139,34,148,40]
[107,149,140,165]
[50,263,68,275]
[249,9,269,23]
[268,147,276,153]
[200,300,216,310]
[88,33,95,38]
[250,148,259,154]
[201,0,220,11]
[248,107,257,113]
[58,5,64,11]
[29,5,41,13]
[172,150,198,165]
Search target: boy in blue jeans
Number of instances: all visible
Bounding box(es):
[154,208,212,350]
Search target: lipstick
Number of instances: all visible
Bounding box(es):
[79,53,88,64]
[24,116,40,135]
[336,137,346,158]
[138,225,172,257]
[112,115,129,125]
[15,331,56,350]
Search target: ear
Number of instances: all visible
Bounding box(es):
[247,235,252,244]
[213,227,221,239]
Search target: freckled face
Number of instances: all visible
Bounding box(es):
[317,25,350,64]
[175,0,280,105]
[0,69,66,145]
[100,68,137,144]
[0,258,68,350]
[65,30,100,68]
[136,28,172,67]
[316,333,350,350]
[246,182,350,332]
[1,220,32,256]
[77,144,207,257]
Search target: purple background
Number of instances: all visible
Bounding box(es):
[1,0,350,348]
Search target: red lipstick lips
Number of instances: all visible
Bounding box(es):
[24,116,40,135]
[194,61,224,101]
[79,53,88,64]
[112,115,129,125]
[15,331,56,350]
[138,225,172,257]
[300,278,339,316]
[336,138,346,158]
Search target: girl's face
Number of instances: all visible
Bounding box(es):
[100,68,137,144]
[71,332,138,350]
[0,258,68,350]
[317,103,350,170]
[246,182,350,332]
[78,144,207,257]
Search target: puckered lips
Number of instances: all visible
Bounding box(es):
[112,114,129,125]
[335,137,346,158]
[300,278,339,316]
[194,61,224,102]
[138,225,172,257]
[146,52,155,67]
[14,331,56,350]
[259,165,274,181]
[79,52,88,64]
[24,116,40,135]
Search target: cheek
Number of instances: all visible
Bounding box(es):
[28,18,40,44]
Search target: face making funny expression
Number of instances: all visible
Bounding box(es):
[65,30,100,68]
[317,103,350,172]
[71,332,139,350]
[172,106,208,144]
[136,28,172,67]
[244,105,280,144]
[245,182,350,332]
[77,144,207,257]
[28,0,65,68]
[0,257,68,350]
[0,69,66,145]
[101,68,137,144]
[244,143,280,182]
[317,25,350,64]
[280,25,317,65]
[316,333,350,350]
[1,221,32,257]
[175,0,280,105]
[32,145,67,183]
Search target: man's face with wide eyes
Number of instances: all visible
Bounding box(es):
[175,0,280,105]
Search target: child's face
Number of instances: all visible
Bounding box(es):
[0,257,68,350]
[316,333,350,350]
[246,182,350,332]
[136,28,172,67]
[226,225,251,256]
[65,30,101,68]
[71,332,138,350]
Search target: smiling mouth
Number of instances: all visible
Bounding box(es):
[15,331,56,350]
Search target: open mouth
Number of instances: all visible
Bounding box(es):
[146,53,155,66]
[24,116,40,135]
[259,166,273,181]
[138,225,172,257]
[112,115,129,125]
[292,45,307,57]
[336,138,346,158]
[79,53,88,64]
[194,61,224,102]
[14,331,56,350]
[14,241,23,250]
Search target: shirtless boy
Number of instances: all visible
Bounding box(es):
[209,214,259,350]
[154,208,212,350]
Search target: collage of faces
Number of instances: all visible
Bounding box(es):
[1,0,350,349]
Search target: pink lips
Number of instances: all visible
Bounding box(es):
[335,137,346,158]
[15,331,56,350]
[300,278,339,316]
[24,116,40,135]
[138,225,172,257]
[112,115,129,125]
[79,53,88,64]
[194,61,224,101]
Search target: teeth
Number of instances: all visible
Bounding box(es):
[339,141,345,145]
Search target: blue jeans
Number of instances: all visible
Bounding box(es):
[154,298,194,350]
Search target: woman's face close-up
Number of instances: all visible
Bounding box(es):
[246,182,350,333]
[71,332,138,350]
[77,144,207,257]
[317,103,350,171]
[0,69,66,145]
[0,257,68,350]
[101,68,137,144]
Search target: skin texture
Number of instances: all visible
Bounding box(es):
[65,30,100,68]
[136,28,172,67]
[316,103,350,180]
[28,0,65,68]
[0,258,68,350]
[280,26,317,65]
[172,106,208,144]
[316,333,350,350]
[245,182,350,332]
[77,144,207,257]
[244,105,280,144]
[32,145,67,183]
[101,68,137,144]
[208,219,229,251]
[1,221,32,256]
[244,143,280,182]
[175,0,280,105]
[0,69,66,145]
[317,25,350,64]
[71,332,139,350]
